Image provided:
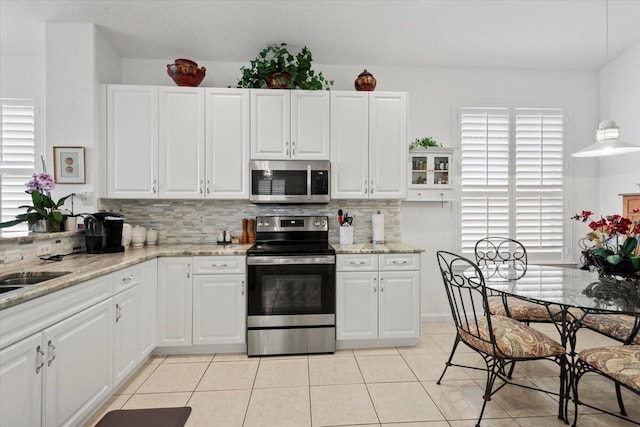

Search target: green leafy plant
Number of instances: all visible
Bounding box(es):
[409,137,441,150]
[237,43,333,90]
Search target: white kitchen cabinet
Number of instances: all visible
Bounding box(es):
[407,147,454,202]
[113,286,139,385]
[106,85,159,198]
[331,91,407,199]
[0,333,42,427]
[205,88,251,198]
[251,89,330,160]
[192,256,246,345]
[138,259,158,358]
[159,86,205,198]
[43,298,113,427]
[157,257,193,347]
[336,253,420,344]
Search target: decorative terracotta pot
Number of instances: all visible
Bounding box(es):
[355,69,376,91]
[265,72,291,89]
[167,59,206,87]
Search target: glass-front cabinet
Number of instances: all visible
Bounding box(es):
[407,147,454,201]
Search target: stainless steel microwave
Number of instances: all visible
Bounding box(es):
[250,160,330,204]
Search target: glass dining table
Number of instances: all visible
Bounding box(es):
[477,264,640,352]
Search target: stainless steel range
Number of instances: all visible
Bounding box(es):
[246,215,336,356]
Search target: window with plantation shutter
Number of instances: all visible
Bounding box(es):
[459,107,565,261]
[0,99,39,237]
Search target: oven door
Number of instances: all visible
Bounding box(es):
[247,255,335,327]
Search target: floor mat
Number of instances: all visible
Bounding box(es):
[96,406,192,427]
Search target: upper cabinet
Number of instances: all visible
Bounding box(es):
[107,85,159,198]
[406,147,454,202]
[105,85,249,199]
[331,91,407,199]
[251,89,330,160]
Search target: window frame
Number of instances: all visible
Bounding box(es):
[454,105,573,263]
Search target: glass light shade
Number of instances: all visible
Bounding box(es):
[572,120,640,157]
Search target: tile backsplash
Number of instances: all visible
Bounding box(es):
[0,232,85,269]
[99,199,401,244]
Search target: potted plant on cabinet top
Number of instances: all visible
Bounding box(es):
[409,137,442,150]
[236,43,333,90]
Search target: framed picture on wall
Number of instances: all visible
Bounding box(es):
[53,146,85,184]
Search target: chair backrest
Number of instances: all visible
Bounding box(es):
[475,237,527,279]
[436,250,496,353]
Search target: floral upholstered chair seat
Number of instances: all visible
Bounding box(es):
[578,345,640,392]
[459,315,565,358]
[488,297,561,322]
[580,314,640,345]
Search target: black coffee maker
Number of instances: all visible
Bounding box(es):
[84,212,125,254]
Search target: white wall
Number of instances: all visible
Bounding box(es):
[122,58,599,320]
[597,41,640,214]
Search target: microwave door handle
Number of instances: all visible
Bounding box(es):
[307,165,312,201]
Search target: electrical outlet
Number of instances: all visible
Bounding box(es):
[5,250,22,263]
[37,244,52,256]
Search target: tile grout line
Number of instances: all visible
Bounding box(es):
[183,355,215,408]
[353,349,381,426]
[241,355,262,427]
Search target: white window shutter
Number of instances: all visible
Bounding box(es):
[460,107,565,260]
[1,99,38,237]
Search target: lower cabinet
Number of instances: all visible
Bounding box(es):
[0,298,114,427]
[138,259,158,358]
[336,254,420,343]
[157,256,247,348]
[113,286,139,384]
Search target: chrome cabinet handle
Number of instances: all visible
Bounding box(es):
[391,260,408,265]
[153,179,157,194]
[115,303,122,322]
[36,345,45,373]
[380,277,384,292]
[292,141,295,156]
[47,340,56,367]
[199,179,203,194]
[370,180,374,194]
[206,179,210,194]
[350,261,366,265]
[186,263,191,279]
[241,280,245,295]
[373,277,377,292]
[211,263,228,268]
[285,141,289,156]
[364,180,368,194]
[122,274,134,282]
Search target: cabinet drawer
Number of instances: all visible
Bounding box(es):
[337,254,378,272]
[406,188,452,202]
[192,256,246,275]
[113,265,140,293]
[379,253,420,271]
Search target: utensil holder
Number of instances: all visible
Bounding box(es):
[339,226,354,245]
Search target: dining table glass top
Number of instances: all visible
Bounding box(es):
[471,264,640,315]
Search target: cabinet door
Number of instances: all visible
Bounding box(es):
[378,271,420,340]
[113,286,139,385]
[205,88,250,198]
[192,274,246,345]
[107,85,158,198]
[369,92,407,199]
[43,299,113,427]
[291,90,330,160]
[159,87,205,198]
[251,89,290,159]
[138,259,158,359]
[330,91,369,199]
[157,257,192,347]
[0,333,42,427]
[336,271,378,340]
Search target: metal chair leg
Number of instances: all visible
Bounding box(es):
[437,333,461,384]
[615,383,627,416]
[476,357,500,427]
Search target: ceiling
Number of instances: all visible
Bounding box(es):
[2,0,640,70]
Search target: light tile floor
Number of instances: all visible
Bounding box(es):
[85,322,640,427]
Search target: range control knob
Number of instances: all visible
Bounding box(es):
[321,220,327,227]
[314,221,321,227]
[257,221,263,227]
[264,221,270,227]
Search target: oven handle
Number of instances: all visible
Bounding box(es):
[247,255,335,265]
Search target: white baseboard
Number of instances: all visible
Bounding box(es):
[421,313,453,323]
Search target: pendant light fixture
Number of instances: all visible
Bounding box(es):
[572,0,640,157]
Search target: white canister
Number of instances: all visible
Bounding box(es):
[339,226,354,245]
[121,223,133,248]
[131,226,146,248]
[64,216,78,232]
[146,228,158,245]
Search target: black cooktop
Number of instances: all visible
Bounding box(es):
[247,242,335,256]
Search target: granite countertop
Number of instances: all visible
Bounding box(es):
[0,241,423,310]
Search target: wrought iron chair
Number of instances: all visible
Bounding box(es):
[475,237,563,324]
[436,251,569,426]
[572,344,640,426]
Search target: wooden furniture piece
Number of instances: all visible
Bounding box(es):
[621,193,640,254]
[436,251,569,425]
